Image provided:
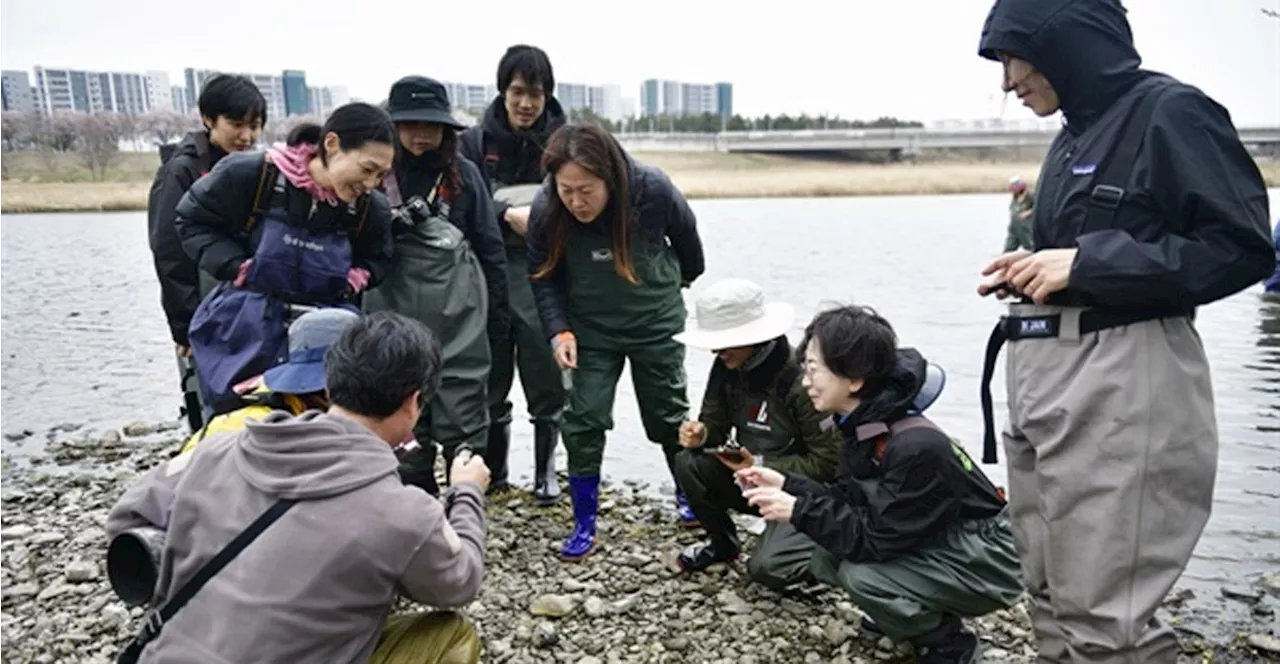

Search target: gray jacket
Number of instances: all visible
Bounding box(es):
[105,410,487,663]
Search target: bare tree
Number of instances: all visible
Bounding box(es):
[139,110,198,146]
[44,112,80,152]
[74,112,126,181]
[0,112,22,152]
[261,114,325,146]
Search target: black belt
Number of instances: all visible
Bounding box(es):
[978,306,1191,464]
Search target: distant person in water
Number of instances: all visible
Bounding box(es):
[176,102,395,416]
[147,74,267,432]
[1003,175,1034,252]
[1265,221,1280,294]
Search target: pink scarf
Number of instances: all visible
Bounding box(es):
[266,143,339,206]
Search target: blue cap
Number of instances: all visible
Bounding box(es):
[911,362,947,413]
[263,308,360,394]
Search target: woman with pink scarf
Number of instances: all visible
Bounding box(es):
[176,102,396,417]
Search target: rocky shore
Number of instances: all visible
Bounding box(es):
[3,421,1278,663]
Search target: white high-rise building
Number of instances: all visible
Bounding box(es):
[146,71,173,112]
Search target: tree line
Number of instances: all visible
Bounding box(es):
[567,108,924,134]
[0,107,925,181]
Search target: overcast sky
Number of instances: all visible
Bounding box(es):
[2,0,1277,125]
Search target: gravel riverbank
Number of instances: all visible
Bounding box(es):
[2,421,1278,663]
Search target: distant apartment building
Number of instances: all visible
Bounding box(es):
[29,66,168,115]
[171,85,190,115]
[309,85,350,117]
[443,82,496,113]
[145,70,173,112]
[282,70,311,116]
[556,82,623,121]
[640,79,733,118]
[184,68,286,120]
[1,70,36,113]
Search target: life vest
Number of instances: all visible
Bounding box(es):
[180,385,310,454]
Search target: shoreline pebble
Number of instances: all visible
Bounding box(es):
[3,421,1277,663]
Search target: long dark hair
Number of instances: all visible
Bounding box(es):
[532,123,637,285]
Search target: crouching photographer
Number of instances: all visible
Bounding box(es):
[668,279,842,587]
[105,311,490,663]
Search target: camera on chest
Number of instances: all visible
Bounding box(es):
[390,195,432,235]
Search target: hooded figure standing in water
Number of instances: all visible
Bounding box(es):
[975,0,1273,660]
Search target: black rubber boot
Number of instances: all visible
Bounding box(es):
[533,423,562,506]
[912,615,981,664]
[676,532,740,572]
[483,422,511,495]
[398,443,439,497]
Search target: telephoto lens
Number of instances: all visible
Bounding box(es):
[106,527,166,606]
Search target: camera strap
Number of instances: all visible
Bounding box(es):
[116,499,297,663]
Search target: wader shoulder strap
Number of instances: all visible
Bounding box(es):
[482,133,500,176]
[116,499,297,663]
[1082,82,1174,233]
[854,416,940,463]
[243,155,279,234]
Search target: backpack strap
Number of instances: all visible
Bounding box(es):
[352,194,372,239]
[1081,81,1174,233]
[116,499,297,662]
[243,155,278,234]
[854,415,941,464]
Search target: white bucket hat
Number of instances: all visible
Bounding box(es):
[674,279,795,350]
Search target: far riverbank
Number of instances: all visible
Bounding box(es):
[6,151,1274,214]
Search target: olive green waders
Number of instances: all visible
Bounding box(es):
[485,184,567,501]
[809,499,1023,642]
[558,222,690,478]
[673,450,818,588]
[363,203,491,495]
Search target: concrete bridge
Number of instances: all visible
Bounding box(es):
[616,126,1280,156]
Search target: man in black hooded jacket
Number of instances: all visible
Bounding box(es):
[740,306,1023,664]
[147,74,267,432]
[459,44,569,505]
[975,0,1273,661]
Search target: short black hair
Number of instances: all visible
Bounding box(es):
[798,305,898,394]
[497,44,555,95]
[198,74,268,127]
[325,311,443,419]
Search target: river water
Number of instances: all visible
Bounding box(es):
[2,193,1277,617]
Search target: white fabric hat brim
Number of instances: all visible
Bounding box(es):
[674,302,796,350]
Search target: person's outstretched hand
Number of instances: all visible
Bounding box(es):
[451,449,491,493]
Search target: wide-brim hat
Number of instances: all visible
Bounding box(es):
[674,278,795,350]
[386,75,466,129]
[263,308,360,394]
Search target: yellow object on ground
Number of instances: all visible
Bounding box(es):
[371,611,480,664]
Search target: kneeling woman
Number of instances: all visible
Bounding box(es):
[363,75,507,495]
[176,103,395,414]
[527,123,706,561]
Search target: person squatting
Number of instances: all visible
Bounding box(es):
[125,13,1273,663]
